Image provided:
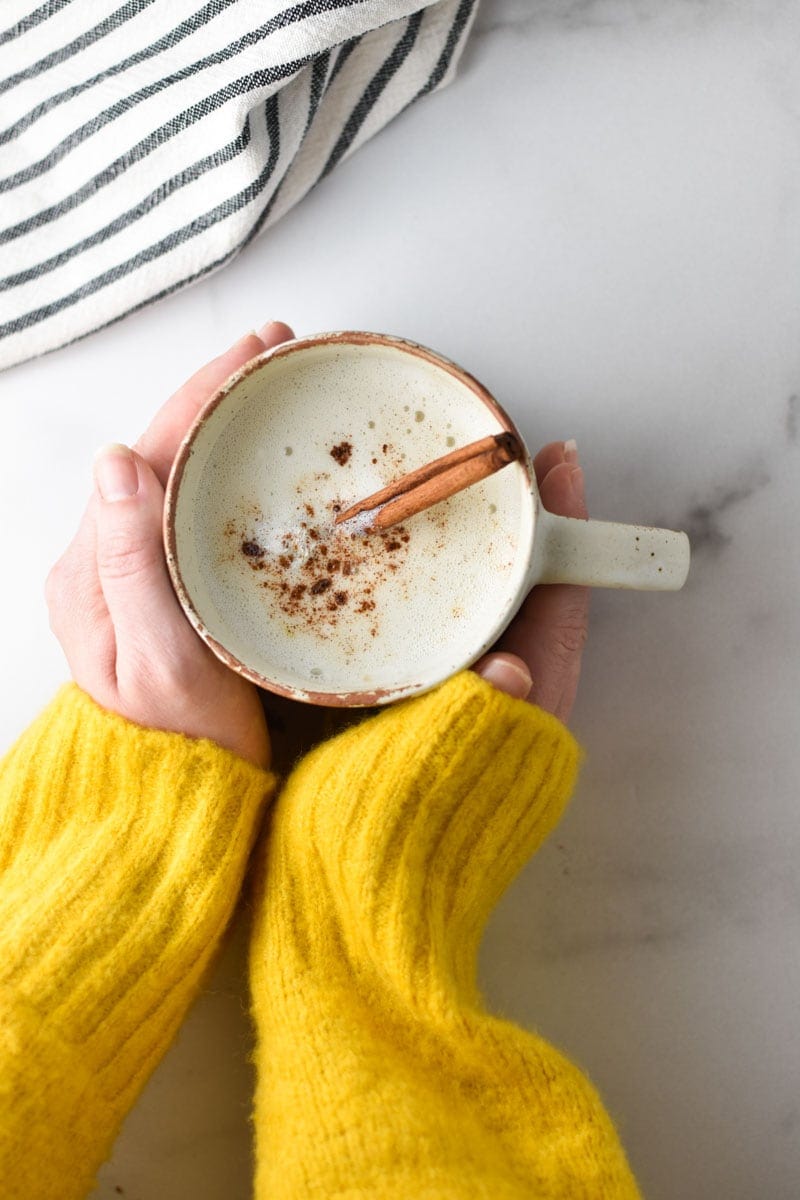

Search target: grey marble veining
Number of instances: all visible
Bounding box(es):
[1,1,799,1198]
[663,467,772,557]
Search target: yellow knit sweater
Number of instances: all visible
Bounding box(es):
[0,673,640,1199]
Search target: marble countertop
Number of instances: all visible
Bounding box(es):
[2,1,799,1197]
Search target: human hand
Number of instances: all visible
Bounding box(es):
[45,321,295,768]
[473,440,589,725]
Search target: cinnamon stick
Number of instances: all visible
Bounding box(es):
[335,431,522,531]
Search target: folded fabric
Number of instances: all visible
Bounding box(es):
[0,0,478,372]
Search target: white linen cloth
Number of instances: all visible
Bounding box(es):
[0,0,478,370]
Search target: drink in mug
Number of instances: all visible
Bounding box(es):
[165,333,689,705]
[167,335,532,703]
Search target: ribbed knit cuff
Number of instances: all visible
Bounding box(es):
[0,684,274,1200]
[248,673,632,1200]
[256,671,581,1009]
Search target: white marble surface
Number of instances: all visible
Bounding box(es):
[2,1,799,1196]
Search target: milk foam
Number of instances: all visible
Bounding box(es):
[173,340,533,699]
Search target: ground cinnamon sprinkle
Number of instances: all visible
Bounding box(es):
[225,503,412,636]
[330,441,352,466]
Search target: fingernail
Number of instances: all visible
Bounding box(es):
[475,656,532,700]
[256,319,292,342]
[233,330,261,348]
[570,465,585,502]
[94,443,139,501]
[564,438,579,464]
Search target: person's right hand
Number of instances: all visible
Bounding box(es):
[45,322,295,768]
[473,440,590,725]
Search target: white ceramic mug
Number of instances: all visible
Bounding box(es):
[164,332,690,706]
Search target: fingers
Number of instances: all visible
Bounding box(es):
[93,445,199,688]
[481,441,590,724]
[135,322,295,487]
[535,439,588,521]
[503,576,589,723]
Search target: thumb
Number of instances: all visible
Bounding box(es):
[93,444,189,665]
[473,652,533,700]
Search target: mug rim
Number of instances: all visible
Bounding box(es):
[163,330,536,706]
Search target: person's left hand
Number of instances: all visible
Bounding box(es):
[45,321,295,769]
[473,440,590,725]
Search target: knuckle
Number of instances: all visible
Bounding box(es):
[152,644,200,694]
[96,531,157,582]
[550,617,589,664]
[47,607,64,640]
[44,566,59,611]
[44,559,70,618]
[117,647,195,713]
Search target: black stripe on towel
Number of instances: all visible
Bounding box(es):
[0,56,311,241]
[0,42,339,290]
[0,0,159,96]
[0,0,76,48]
[0,2,472,353]
[0,6,419,339]
[0,95,284,337]
[0,0,368,189]
[0,117,255,292]
[322,9,424,178]
[416,0,475,97]
[242,47,333,248]
[0,0,240,145]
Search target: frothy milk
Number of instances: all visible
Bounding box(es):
[171,339,534,702]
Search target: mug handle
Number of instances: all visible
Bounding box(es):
[528,509,690,591]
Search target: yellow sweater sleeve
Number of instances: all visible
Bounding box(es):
[250,671,641,1199]
[0,684,275,1200]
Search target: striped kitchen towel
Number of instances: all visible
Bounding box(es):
[0,0,478,372]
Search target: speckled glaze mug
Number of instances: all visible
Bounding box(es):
[164,332,690,706]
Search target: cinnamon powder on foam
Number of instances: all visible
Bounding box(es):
[223,438,416,640]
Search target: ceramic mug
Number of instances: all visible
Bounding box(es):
[164,332,690,706]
